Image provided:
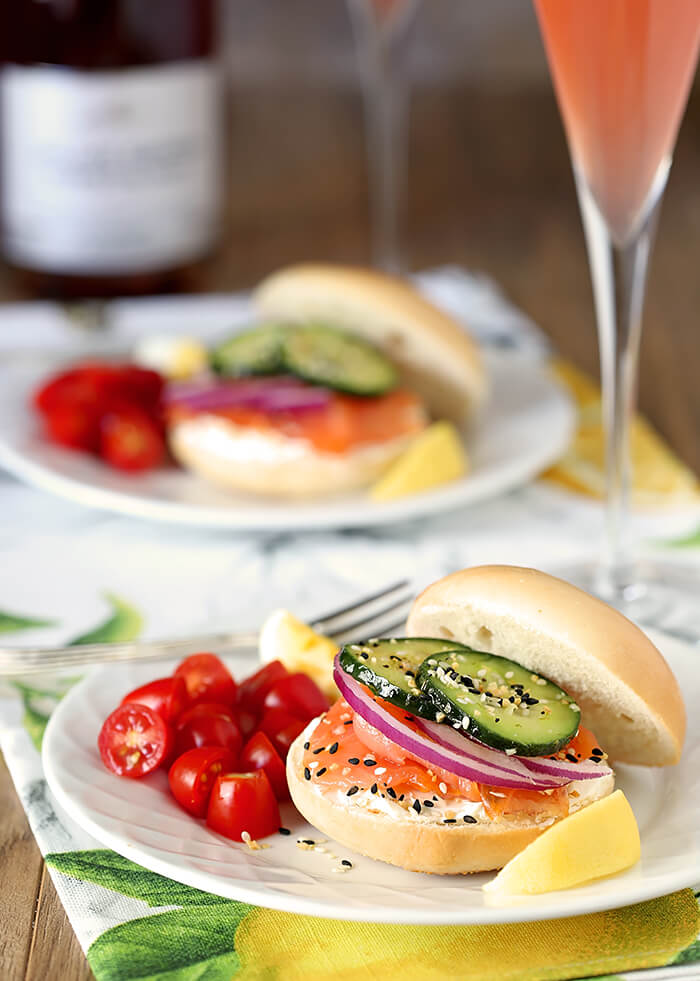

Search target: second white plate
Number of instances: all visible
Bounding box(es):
[0,351,573,530]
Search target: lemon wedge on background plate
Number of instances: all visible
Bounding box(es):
[258,609,339,698]
[483,790,640,897]
[370,421,468,501]
[133,335,209,380]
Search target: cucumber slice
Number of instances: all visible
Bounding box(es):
[418,650,581,757]
[338,638,468,718]
[282,323,398,396]
[210,323,287,376]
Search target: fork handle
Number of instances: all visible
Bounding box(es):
[0,630,260,678]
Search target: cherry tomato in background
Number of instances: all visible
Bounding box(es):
[34,363,116,415]
[99,403,166,472]
[262,672,329,720]
[174,653,237,707]
[121,676,187,725]
[98,702,173,779]
[168,746,237,818]
[236,660,288,714]
[175,714,242,760]
[43,402,101,451]
[117,365,164,411]
[239,731,289,800]
[206,770,280,842]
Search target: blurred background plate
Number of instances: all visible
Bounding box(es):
[0,349,573,530]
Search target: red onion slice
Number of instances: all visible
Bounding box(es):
[521,753,612,782]
[414,717,568,787]
[165,376,332,414]
[333,660,565,791]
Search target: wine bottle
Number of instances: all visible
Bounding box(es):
[0,0,222,296]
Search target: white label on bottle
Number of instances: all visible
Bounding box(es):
[0,61,222,275]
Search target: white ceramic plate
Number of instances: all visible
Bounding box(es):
[43,632,700,925]
[0,351,573,530]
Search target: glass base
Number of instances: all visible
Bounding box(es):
[546,558,700,645]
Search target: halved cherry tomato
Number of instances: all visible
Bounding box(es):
[175,714,242,760]
[262,672,329,720]
[258,708,307,760]
[168,746,237,818]
[117,365,164,411]
[34,363,117,415]
[235,707,259,740]
[206,770,280,842]
[99,403,166,472]
[174,653,237,707]
[239,731,289,800]
[98,702,173,778]
[176,702,237,727]
[121,676,187,725]
[237,660,288,714]
[43,402,101,451]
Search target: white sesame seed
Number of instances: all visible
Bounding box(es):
[374,767,387,775]
[439,782,448,794]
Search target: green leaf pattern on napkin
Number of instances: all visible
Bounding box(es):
[46,850,252,981]
[69,592,143,646]
[0,608,56,633]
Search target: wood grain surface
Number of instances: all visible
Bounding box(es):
[1,82,699,981]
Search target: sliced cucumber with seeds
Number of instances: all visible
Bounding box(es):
[282,323,398,396]
[338,638,468,718]
[418,649,580,757]
[210,323,287,376]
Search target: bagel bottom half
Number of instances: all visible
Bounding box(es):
[168,415,420,498]
[287,719,615,875]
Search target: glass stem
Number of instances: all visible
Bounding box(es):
[349,0,417,273]
[575,169,667,600]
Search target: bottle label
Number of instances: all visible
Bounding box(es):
[0,61,222,275]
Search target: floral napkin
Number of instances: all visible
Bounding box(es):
[1,268,700,981]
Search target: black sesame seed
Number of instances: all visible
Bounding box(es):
[443,818,457,824]
[360,652,369,660]
[463,815,477,824]
[386,787,397,799]
[565,753,578,763]
[370,783,378,794]
[343,720,353,725]
[398,794,405,802]
[312,746,325,754]
[316,767,327,777]
[341,859,353,868]
[303,741,310,750]
[592,747,604,756]
[328,742,339,755]
[304,767,311,781]
[495,718,501,723]
[348,757,360,765]
[278,827,291,835]
[302,838,315,845]
[412,800,421,814]
[363,759,377,766]
[346,786,359,796]
[423,800,434,808]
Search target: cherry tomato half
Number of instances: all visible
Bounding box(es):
[206,770,280,842]
[121,676,187,725]
[239,731,289,800]
[262,672,329,721]
[175,714,242,760]
[98,702,173,779]
[237,660,288,714]
[258,708,307,760]
[176,702,237,727]
[174,653,237,707]
[235,707,258,740]
[34,363,117,415]
[99,403,166,472]
[168,746,237,818]
[43,402,101,451]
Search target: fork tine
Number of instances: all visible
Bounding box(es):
[331,614,409,647]
[311,579,411,633]
[326,593,412,643]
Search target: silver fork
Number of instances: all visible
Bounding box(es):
[0,580,414,677]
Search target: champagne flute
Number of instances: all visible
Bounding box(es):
[533,0,700,619]
[347,0,421,272]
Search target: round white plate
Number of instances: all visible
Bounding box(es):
[0,352,573,530]
[43,632,700,925]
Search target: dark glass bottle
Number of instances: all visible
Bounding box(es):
[0,0,222,297]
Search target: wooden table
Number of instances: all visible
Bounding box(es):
[2,83,699,981]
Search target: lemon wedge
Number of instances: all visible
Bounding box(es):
[133,335,209,380]
[258,609,339,698]
[483,790,640,896]
[370,421,468,501]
